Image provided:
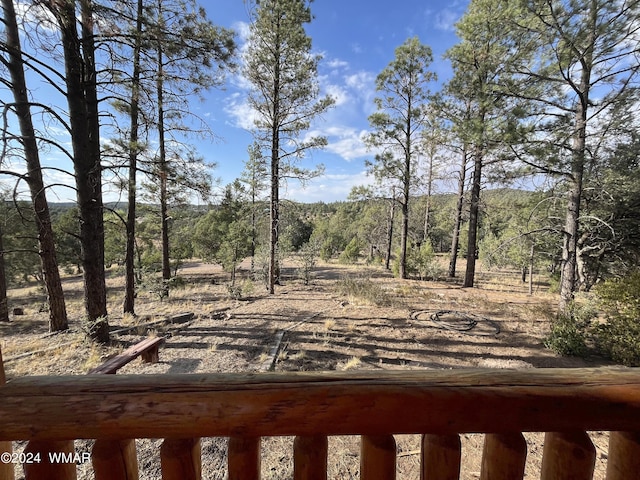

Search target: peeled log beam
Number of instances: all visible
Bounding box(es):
[361,435,396,480]
[228,437,260,480]
[421,434,461,480]
[160,438,201,480]
[92,439,138,480]
[540,431,595,480]
[0,346,13,480]
[0,442,13,480]
[480,433,526,480]
[606,431,640,480]
[23,440,77,480]
[294,435,328,480]
[0,347,5,385]
[1,368,640,440]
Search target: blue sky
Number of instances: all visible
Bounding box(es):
[1,0,470,205]
[205,0,469,203]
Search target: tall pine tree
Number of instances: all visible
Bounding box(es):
[244,0,334,294]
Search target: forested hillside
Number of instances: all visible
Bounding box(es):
[1,0,638,365]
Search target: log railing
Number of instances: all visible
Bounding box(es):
[1,365,640,479]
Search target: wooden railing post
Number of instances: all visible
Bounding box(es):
[228,437,260,480]
[0,346,14,480]
[294,435,328,480]
[606,431,640,480]
[92,439,138,480]
[23,440,77,480]
[160,438,201,480]
[540,432,595,480]
[361,435,396,480]
[480,433,527,480]
[420,434,461,480]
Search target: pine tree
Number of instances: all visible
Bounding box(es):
[244,0,334,294]
[366,37,436,279]
[1,0,68,331]
[505,0,640,310]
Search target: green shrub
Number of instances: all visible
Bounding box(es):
[392,242,438,279]
[544,303,595,356]
[297,240,319,285]
[338,237,362,264]
[594,271,640,366]
[547,272,561,294]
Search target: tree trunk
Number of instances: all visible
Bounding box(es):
[463,145,483,288]
[3,0,68,331]
[529,242,534,295]
[385,194,396,270]
[423,153,434,244]
[0,223,8,323]
[268,31,281,295]
[123,0,144,315]
[400,194,409,279]
[269,135,279,294]
[80,0,108,342]
[399,97,412,280]
[449,146,468,278]
[558,4,593,312]
[156,4,171,283]
[54,0,108,342]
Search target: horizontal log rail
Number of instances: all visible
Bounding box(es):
[0,366,639,479]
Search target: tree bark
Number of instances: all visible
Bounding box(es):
[558,3,594,312]
[463,144,483,288]
[52,0,108,342]
[3,0,68,331]
[123,0,144,315]
[268,23,281,295]
[0,223,8,323]
[156,1,171,283]
[449,146,468,277]
[399,96,412,280]
[385,193,396,270]
[269,131,279,294]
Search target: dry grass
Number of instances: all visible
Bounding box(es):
[1,260,616,480]
[338,356,361,371]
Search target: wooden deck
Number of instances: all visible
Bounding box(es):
[1,346,640,479]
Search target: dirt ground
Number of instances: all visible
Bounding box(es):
[1,259,614,479]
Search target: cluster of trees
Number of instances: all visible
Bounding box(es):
[1,0,235,341]
[359,0,640,316]
[0,0,334,342]
[1,0,639,343]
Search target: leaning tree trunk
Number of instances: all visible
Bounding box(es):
[463,144,483,288]
[3,0,68,331]
[449,145,468,278]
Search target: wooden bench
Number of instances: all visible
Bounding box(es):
[88,336,165,375]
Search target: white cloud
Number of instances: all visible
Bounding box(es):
[326,58,349,70]
[223,93,258,130]
[345,71,376,91]
[325,128,371,161]
[303,125,372,162]
[324,84,349,107]
[283,170,375,203]
[15,2,57,32]
[433,9,461,32]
